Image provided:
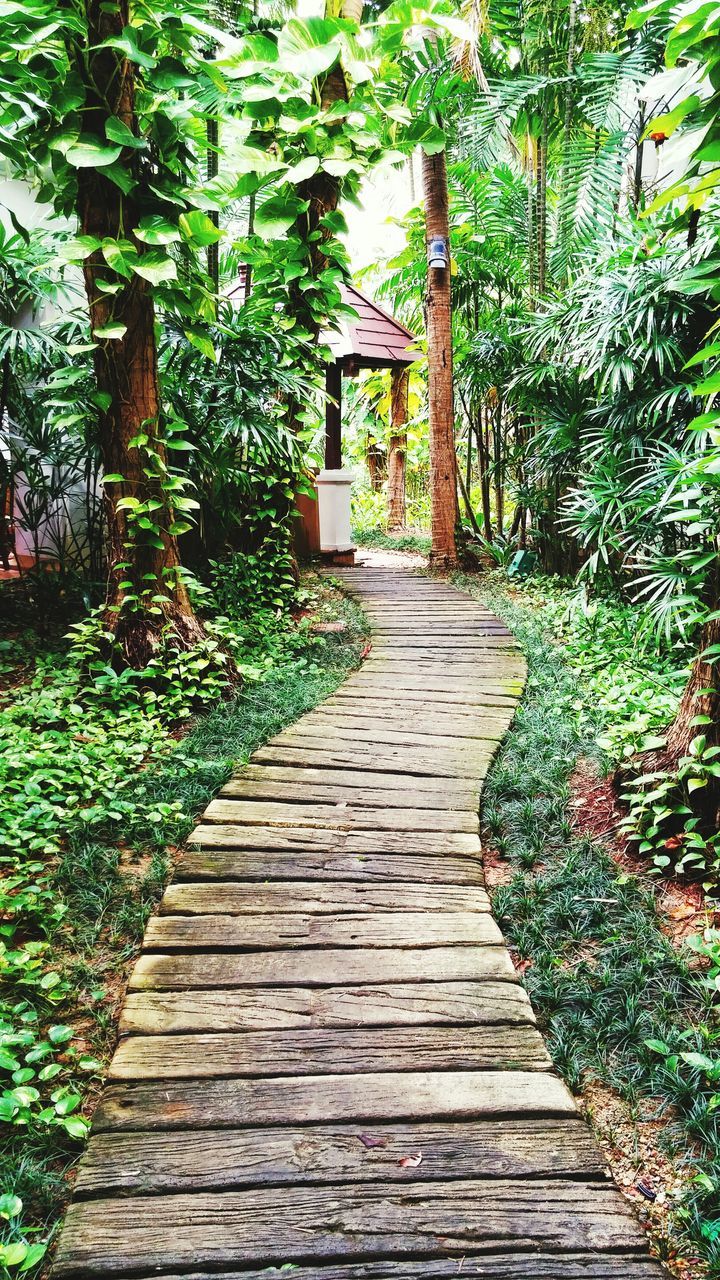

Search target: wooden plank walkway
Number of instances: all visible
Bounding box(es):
[53,566,664,1279]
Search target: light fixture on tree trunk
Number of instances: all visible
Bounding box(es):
[428,237,449,270]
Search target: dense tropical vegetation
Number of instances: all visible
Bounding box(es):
[1,0,720,1271]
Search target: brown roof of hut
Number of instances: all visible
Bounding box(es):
[227,271,420,371]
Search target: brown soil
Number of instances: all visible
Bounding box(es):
[579,1081,705,1279]
[569,757,716,947]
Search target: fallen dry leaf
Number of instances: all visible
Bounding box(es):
[357,1133,387,1149]
[398,1151,423,1168]
[668,904,696,921]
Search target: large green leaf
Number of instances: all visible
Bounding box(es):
[179,210,222,246]
[135,215,181,246]
[97,27,157,69]
[285,156,320,183]
[64,135,123,167]
[92,321,128,340]
[105,117,145,150]
[101,238,139,278]
[277,19,342,80]
[220,33,278,79]
[132,250,178,285]
[254,194,304,239]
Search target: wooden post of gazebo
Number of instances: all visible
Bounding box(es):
[315,283,419,564]
[325,362,342,472]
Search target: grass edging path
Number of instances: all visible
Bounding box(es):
[454,572,719,1280]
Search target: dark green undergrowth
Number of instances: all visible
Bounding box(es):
[455,572,720,1276]
[0,574,367,1278]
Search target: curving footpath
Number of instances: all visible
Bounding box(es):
[54,566,664,1279]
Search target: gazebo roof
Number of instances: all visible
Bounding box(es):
[227,270,419,371]
[326,283,420,370]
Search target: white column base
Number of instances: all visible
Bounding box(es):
[316,469,355,552]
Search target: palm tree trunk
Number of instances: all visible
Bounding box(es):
[387,367,408,530]
[422,146,458,566]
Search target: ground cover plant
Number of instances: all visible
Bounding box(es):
[0,572,367,1278]
[459,570,720,1277]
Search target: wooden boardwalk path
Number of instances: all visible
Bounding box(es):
[54,567,664,1279]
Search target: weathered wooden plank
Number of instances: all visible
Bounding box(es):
[218,778,479,812]
[129,943,507,990]
[143,911,500,951]
[235,762,476,793]
[202,798,478,832]
[95,1068,575,1134]
[160,881,489,916]
[376,640,519,654]
[74,1117,600,1196]
[322,696,513,721]
[176,849,484,884]
[365,658,525,674]
[275,721,504,749]
[326,688,517,710]
[344,673,524,697]
[118,976,526,1039]
[113,1012,541,1077]
[54,1179,648,1277]
[125,1257,665,1280]
[253,744,492,779]
[302,711,510,741]
[186,825,482,857]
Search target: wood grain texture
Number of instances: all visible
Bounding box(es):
[143,910,501,951]
[186,824,483,855]
[218,776,480,809]
[112,1019,543,1075]
[93,1069,577,1132]
[73,1117,601,1196]
[176,849,485,884]
[203,798,479,831]
[117,976,528,1039]
[124,1260,664,1280]
[252,744,493,779]
[128,943,507,990]
[54,1180,651,1277]
[159,881,490,916]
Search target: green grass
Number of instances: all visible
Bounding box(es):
[353,528,432,555]
[0,575,368,1279]
[455,571,720,1275]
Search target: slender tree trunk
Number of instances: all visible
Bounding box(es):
[206,112,220,293]
[366,436,384,491]
[422,146,458,567]
[536,121,547,296]
[476,418,493,540]
[244,193,256,300]
[77,0,202,667]
[665,597,720,827]
[493,397,504,537]
[527,135,536,302]
[387,367,408,530]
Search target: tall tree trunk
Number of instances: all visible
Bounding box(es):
[422,146,458,567]
[493,397,504,537]
[665,596,720,826]
[366,436,384,492]
[536,121,547,296]
[527,135,536,302]
[387,367,408,530]
[77,0,202,667]
[475,417,493,540]
[206,112,220,293]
